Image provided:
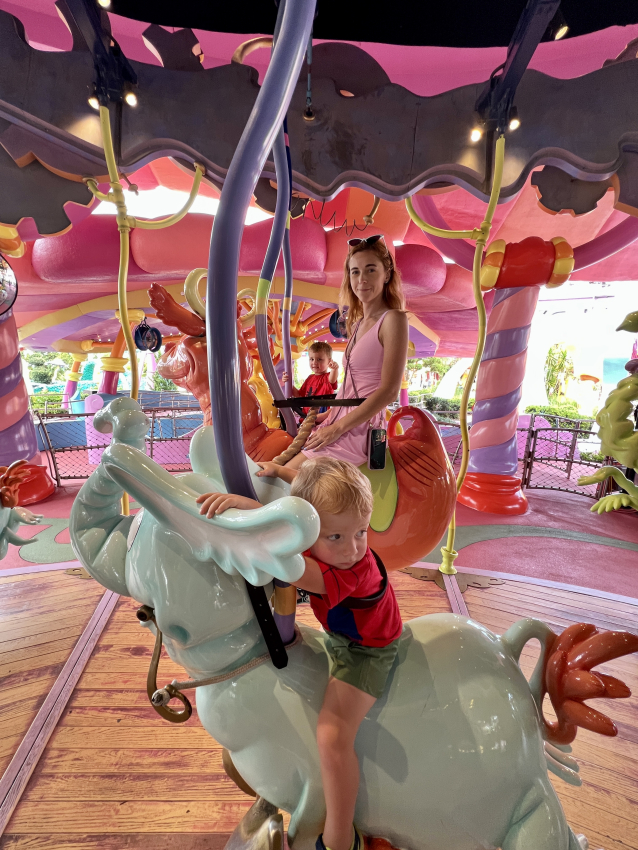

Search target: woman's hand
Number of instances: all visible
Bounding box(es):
[196,492,262,517]
[304,421,343,452]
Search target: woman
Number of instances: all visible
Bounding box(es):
[286,234,408,469]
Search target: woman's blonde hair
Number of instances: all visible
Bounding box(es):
[290,457,373,517]
[339,237,405,336]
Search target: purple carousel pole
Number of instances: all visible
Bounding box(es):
[0,310,38,466]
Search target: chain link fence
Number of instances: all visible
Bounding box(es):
[34,407,203,484]
[406,402,613,500]
[35,398,617,501]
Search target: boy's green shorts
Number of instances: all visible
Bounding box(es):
[324,630,401,699]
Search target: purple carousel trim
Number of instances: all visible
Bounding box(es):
[467,435,519,476]
[0,353,23,397]
[0,411,39,465]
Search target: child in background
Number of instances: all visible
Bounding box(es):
[282,341,339,416]
[197,457,402,850]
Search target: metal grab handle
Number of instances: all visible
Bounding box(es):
[137,605,193,724]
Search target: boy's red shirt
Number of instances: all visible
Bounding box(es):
[297,372,337,414]
[304,547,402,647]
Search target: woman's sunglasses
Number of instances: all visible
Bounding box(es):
[347,234,385,247]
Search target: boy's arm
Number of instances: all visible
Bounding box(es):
[289,554,326,594]
[256,462,298,485]
[196,492,262,518]
[328,359,339,385]
[282,372,301,397]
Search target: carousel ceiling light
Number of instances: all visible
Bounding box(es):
[508,109,521,131]
[545,9,569,40]
[124,91,138,107]
[88,95,100,110]
[470,128,482,143]
[97,0,111,7]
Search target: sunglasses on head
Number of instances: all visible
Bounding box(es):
[347,234,385,247]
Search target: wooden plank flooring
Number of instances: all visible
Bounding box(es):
[0,573,451,848]
[2,570,637,850]
[464,580,638,850]
[0,571,105,779]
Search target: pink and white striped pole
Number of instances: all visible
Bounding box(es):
[458,236,574,515]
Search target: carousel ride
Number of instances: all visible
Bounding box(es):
[1,0,638,848]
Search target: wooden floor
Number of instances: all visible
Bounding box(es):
[464,580,638,850]
[0,571,105,779]
[0,569,636,849]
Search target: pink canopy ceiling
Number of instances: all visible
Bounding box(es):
[3,1,638,357]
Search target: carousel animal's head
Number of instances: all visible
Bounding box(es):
[149,281,257,426]
[71,397,318,657]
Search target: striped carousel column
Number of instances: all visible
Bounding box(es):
[0,310,38,466]
[62,353,88,407]
[458,236,574,515]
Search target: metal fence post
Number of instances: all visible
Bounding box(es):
[565,429,579,479]
[525,428,539,489]
[35,410,61,487]
[149,410,156,460]
[521,422,534,489]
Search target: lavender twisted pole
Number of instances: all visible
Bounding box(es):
[0,310,38,466]
[281,116,295,409]
[458,285,541,514]
[206,0,315,665]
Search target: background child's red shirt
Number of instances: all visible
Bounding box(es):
[304,547,402,647]
[297,372,337,415]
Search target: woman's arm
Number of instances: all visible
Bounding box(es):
[289,554,326,594]
[255,461,298,484]
[304,311,408,451]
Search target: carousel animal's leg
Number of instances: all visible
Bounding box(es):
[223,748,257,797]
[224,796,284,850]
[286,778,326,850]
[501,782,588,850]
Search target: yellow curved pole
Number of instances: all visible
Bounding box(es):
[184,268,208,319]
[405,197,482,241]
[132,164,204,229]
[434,134,506,575]
[237,288,257,328]
[98,105,139,406]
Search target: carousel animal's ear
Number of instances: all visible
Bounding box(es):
[100,443,318,585]
[190,497,320,586]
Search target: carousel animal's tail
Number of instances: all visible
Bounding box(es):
[501,619,638,784]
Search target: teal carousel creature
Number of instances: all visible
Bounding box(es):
[0,460,43,559]
[70,397,638,850]
[578,311,638,512]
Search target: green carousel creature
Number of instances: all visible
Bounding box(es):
[578,311,638,513]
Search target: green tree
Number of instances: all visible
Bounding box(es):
[22,351,72,384]
[406,356,458,389]
[153,371,180,393]
[544,344,574,400]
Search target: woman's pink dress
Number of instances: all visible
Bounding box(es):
[303,312,389,466]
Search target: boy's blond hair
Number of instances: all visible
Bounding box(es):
[308,340,333,358]
[291,457,373,517]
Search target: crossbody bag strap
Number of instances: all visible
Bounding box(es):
[343,321,361,400]
[338,550,388,610]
